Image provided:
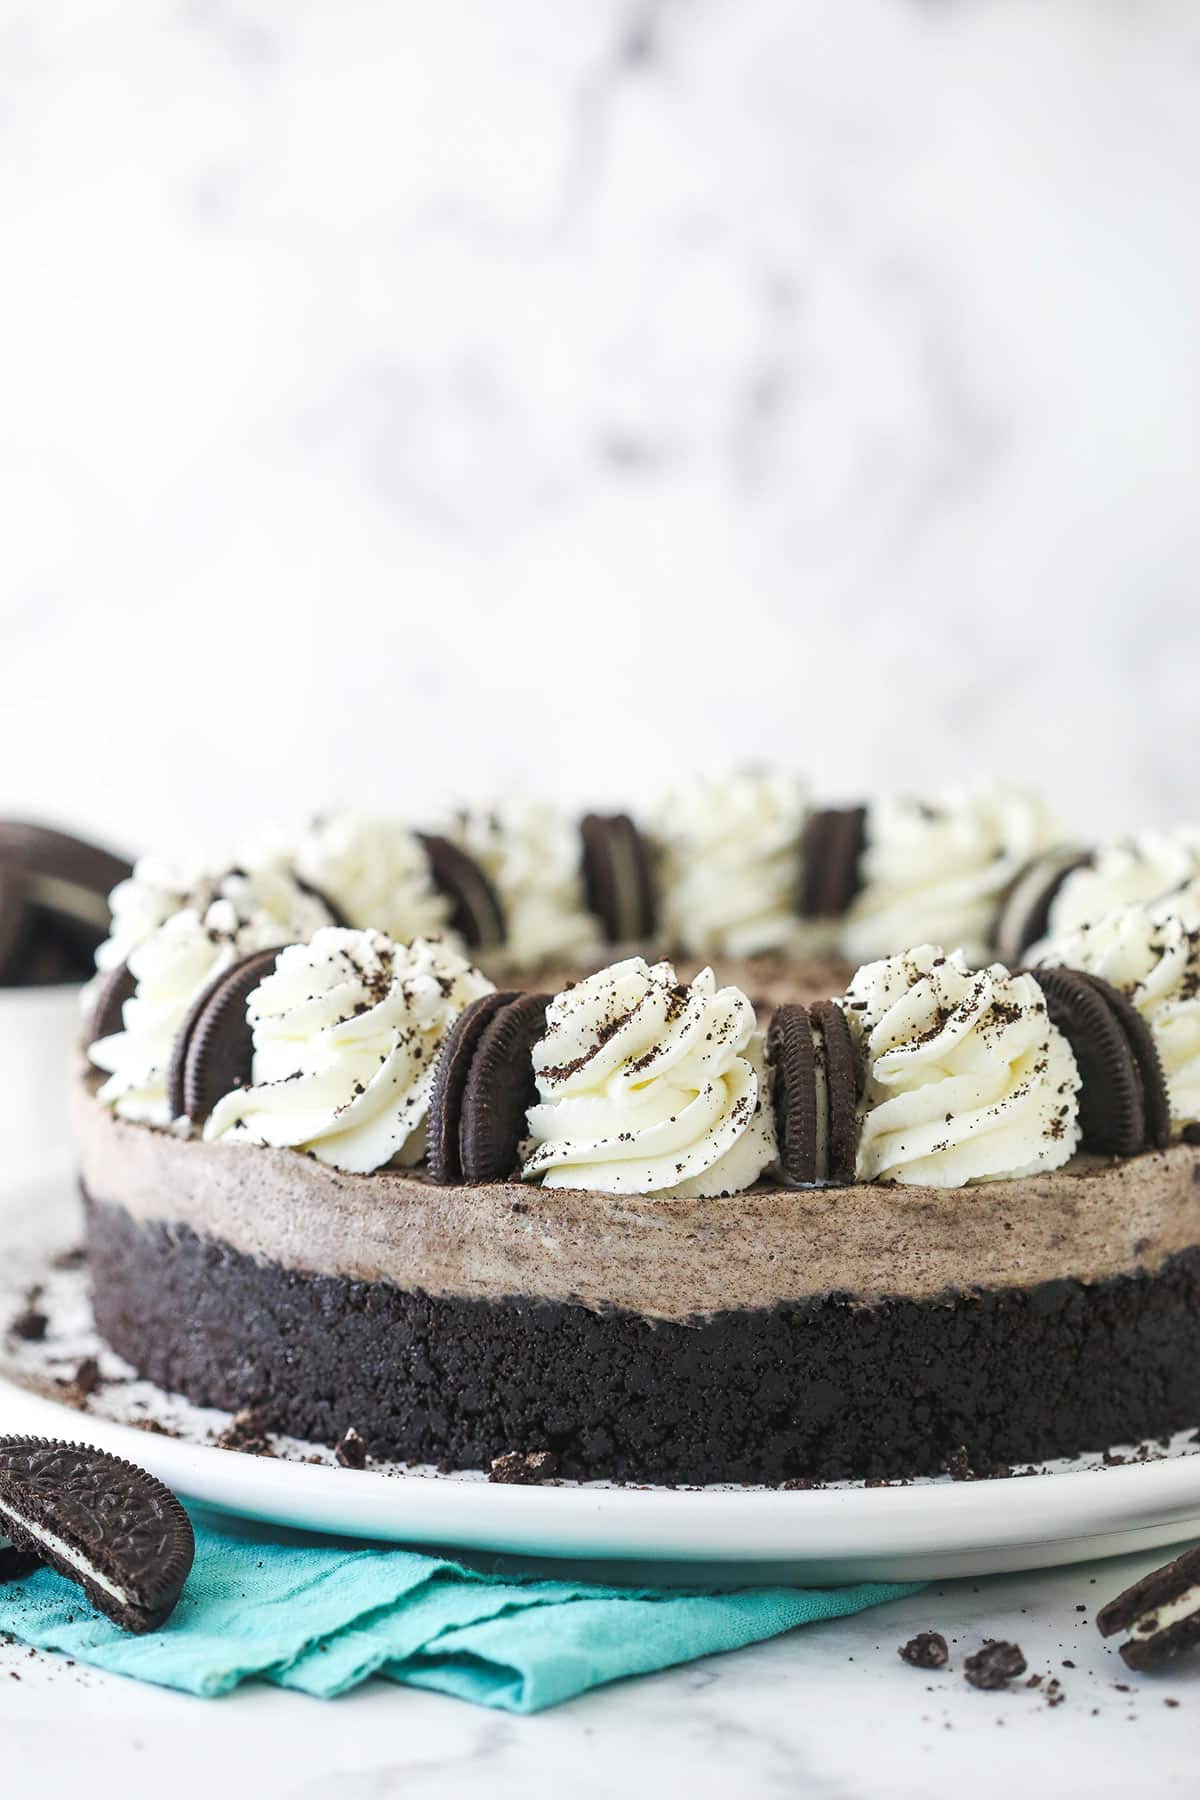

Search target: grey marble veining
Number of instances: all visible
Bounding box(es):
[1,1,1199,856]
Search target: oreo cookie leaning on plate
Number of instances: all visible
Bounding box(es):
[0,822,133,979]
[580,814,657,943]
[1029,965,1170,1156]
[0,1437,194,1634]
[0,868,33,985]
[427,991,550,1183]
[416,834,506,951]
[166,945,290,1124]
[992,847,1094,965]
[1097,1543,1200,1670]
[768,1000,859,1185]
[799,807,867,919]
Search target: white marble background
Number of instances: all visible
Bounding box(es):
[2,0,1199,860]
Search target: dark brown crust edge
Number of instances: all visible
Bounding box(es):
[86,1191,1200,1485]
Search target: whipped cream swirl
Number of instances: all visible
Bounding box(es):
[1034,897,1200,1132]
[89,868,332,1125]
[845,945,1080,1187]
[205,929,493,1173]
[1045,829,1200,940]
[445,801,599,969]
[654,768,810,958]
[842,784,1058,966]
[286,812,451,944]
[522,957,776,1197]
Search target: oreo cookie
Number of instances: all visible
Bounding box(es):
[417,834,506,951]
[427,990,550,1183]
[0,868,33,984]
[0,1437,194,1634]
[580,814,657,943]
[810,999,859,1184]
[767,1005,819,1185]
[992,847,1094,965]
[166,945,289,1125]
[799,807,867,919]
[768,999,859,1185]
[86,960,137,1047]
[427,990,519,1182]
[1030,965,1170,1157]
[0,822,132,981]
[1098,1543,1200,1671]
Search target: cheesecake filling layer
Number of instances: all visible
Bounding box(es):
[75,1074,1200,1322]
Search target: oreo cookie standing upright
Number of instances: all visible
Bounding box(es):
[799,807,867,920]
[992,847,1094,965]
[166,945,291,1125]
[417,834,506,951]
[0,821,132,984]
[579,814,657,944]
[1030,965,1170,1157]
[427,990,551,1183]
[767,999,859,1185]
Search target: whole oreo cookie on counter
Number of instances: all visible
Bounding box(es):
[1098,1543,1200,1671]
[0,820,132,987]
[0,1437,194,1633]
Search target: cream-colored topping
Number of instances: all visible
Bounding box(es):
[523,957,777,1197]
[843,784,1058,965]
[1034,899,1200,1132]
[654,768,809,958]
[88,869,332,1126]
[444,801,599,970]
[94,854,221,976]
[846,945,1081,1187]
[286,812,451,945]
[75,1074,1200,1319]
[204,929,493,1174]
[1046,829,1200,939]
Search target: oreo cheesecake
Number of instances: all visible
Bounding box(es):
[76,825,1200,1484]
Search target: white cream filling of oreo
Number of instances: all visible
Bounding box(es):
[0,1503,130,1606]
[1132,1585,1200,1638]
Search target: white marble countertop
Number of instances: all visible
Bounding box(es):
[5,1549,1199,1797]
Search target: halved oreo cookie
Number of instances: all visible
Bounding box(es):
[417,834,506,951]
[992,847,1094,965]
[767,1005,818,1185]
[799,807,867,919]
[1030,965,1169,1156]
[427,990,520,1183]
[768,999,859,1185]
[428,990,549,1183]
[166,945,290,1125]
[0,1437,194,1634]
[580,814,657,943]
[810,999,859,1184]
[1098,1542,1200,1670]
[86,960,137,1047]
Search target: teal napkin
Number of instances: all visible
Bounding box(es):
[0,1510,920,1711]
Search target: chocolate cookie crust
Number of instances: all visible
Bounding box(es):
[86,1196,1200,1483]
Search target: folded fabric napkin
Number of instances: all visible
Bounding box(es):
[0,1508,920,1711]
